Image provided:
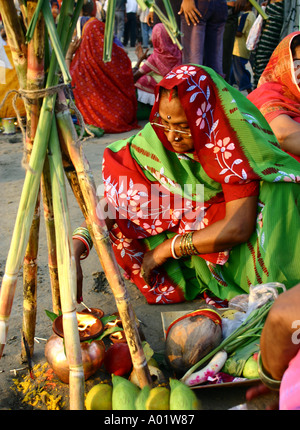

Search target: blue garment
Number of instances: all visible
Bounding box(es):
[181,0,228,75]
[115,10,126,42]
[141,22,152,48]
[231,55,252,91]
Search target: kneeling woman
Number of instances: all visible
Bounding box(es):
[74,65,300,305]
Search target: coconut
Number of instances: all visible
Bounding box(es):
[165,309,222,375]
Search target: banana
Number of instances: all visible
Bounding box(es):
[146,386,170,410]
[169,378,200,410]
[135,385,151,410]
[112,375,140,410]
[85,383,112,410]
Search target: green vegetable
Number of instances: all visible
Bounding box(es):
[222,338,260,376]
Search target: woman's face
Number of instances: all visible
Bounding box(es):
[158,93,194,153]
[293,44,300,85]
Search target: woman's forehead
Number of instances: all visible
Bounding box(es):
[158,94,187,119]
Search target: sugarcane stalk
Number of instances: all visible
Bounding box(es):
[40,0,84,317]
[0,0,71,358]
[0,1,27,87]
[48,115,84,410]
[22,0,45,360]
[22,199,40,359]
[41,157,61,314]
[55,91,152,389]
[41,0,85,408]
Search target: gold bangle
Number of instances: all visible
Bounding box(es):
[179,234,186,257]
[179,232,199,256]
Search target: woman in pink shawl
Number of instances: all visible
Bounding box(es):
[133,23,182,107]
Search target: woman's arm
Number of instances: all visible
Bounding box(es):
[141,195,258,285]
[133,44,150,83]
[269,114,300,156]
[260,283,300,381]
[65,36,81,68]
[73,198,116,302]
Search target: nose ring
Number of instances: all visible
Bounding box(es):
[174,137,180,141]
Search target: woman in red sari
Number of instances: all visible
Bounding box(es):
[68,18,138,134]
[73,65,300,305]
[248,31,300,160]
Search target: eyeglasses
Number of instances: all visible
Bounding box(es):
[151,119,192,138]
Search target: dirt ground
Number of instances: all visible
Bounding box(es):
[0,119,280,412]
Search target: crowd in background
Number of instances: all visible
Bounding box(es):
[1,0,300,131]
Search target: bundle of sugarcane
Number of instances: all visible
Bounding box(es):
[0,0,180,409]
[0,0,169,409]
[0,0,85,409]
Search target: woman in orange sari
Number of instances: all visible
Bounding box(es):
[248,31,300,160]
[68,17,138,134]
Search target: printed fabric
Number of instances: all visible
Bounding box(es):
[248,31,300,124]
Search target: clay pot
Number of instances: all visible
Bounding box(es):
[45,334,105,384]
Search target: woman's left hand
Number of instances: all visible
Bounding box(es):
[141,242,170,286]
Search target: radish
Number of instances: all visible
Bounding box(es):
[181,350,228,387]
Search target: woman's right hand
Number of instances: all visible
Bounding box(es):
[135,43,150,61]
[140,240,171,286]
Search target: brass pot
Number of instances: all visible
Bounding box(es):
[45,334,105,384]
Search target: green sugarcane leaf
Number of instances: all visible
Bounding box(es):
[152,5,182,48]
[42,0,71,83]
[136,0,154,10]
[63,0,84,55]
[103,0,116,62]
[248,0,268,19]
[162,0,177,28]
[26,0,45,42]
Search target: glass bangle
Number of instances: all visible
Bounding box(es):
[171,234,181,259]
